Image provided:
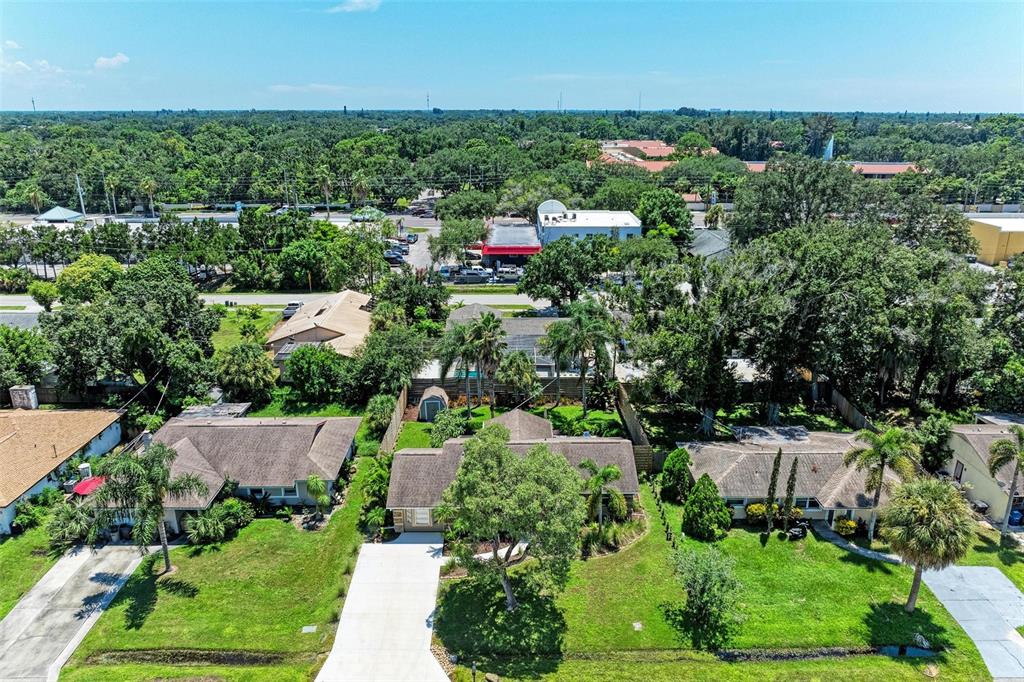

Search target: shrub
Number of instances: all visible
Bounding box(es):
[608,489,628,522]
[186,507,227,545]
[430,409,467,447]
[661,447,692,503]
[681,475,731,541]
[221,498,256,530]
[745,502,802,526]
[13,500,46,531]
[671,546,741,650]
[286,343,349,403]
[0,268,34,294]
[835,518,858,536]
[27,280,59,311]
[47,501,95,547]
[365,394,397,436]
[32,487,65,507]
[275,506,293,521]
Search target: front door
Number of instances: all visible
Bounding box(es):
[953,460,964,483]
[826,509,836,527]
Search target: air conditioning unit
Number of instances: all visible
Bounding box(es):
[9,385,38,410]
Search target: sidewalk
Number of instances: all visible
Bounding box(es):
[811,521,901,565]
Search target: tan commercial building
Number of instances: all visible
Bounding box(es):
[968,216,1024,266]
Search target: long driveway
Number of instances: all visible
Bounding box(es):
[0,544,143,682]
[316,532,447,682]
[923,566,1024,681]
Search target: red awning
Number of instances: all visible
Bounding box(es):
[73,476,106,496]
[482,245,542,256]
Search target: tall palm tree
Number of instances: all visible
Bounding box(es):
[988,425,1024,538]
[539,320,574,406]
[579,458,623,527]
[563,298,614,417]
[438,323,477,418]
[350,170,371,207]
[306,474,330,519]
[469,312,507,417]
[844,427,920,542]
[91,442,208,573]
[28,187,43,215]
[317,165,333,219]
[496,350,538,407]
[880,478,974,613]
[139,177,157,217]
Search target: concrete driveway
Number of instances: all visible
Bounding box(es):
[924,566,1024,681]
[316,533,447,682]
[0,544,143,682]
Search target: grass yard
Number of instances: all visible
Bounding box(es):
[446,284,518,295]
[0,305,27,310]
[210,307,282,352]
[394,421,433,449]
[0,524,57,620]
[250,388,379,456]
[63,460,369,679]
[61,663,311,682]
[435,483,987,680]
[406,226,429,233]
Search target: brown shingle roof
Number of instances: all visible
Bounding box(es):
[419,386,449,404]
[266,290,372,356]
[154,416,362,510]
[682,429,899,509]
[950,424,1022,495]
[386,435,639,509]
[487,409,554,440]
[0,409,121,508]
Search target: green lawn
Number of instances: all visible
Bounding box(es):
[211,308,282,352]
[63,460,369,679]
[447,403,624,438]
[61,663,311,682]
[249,388,379,456]
[0,305,27,310]
[406,226,429,233]
[435,484,987,680]
[0,524,57,620]
[394,421,433,449]
[446,284,518,295]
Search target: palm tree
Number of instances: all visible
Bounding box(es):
[469,312,507,417]
[306,474,330,519]
[579,458,623,527]
[28,187,43,215]
[350,170,371,207]
[880,478,974,613]
[91,442,208,573]
[563,298,614,417]
[844,427,920,542]
[496,350,538,406]
[539,320,574,406]
[317,165,333,219]
[438,323,477,418]
[988,425,1024,538]
[139,177,157,217]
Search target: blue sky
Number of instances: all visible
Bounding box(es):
[1,1,1022,112]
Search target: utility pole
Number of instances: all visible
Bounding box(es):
[426,92,430,110]
[74,173,88,217]
[102,171,111,214]
[31,97,37,112]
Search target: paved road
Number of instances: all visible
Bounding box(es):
[316,532,447,682]
[0,544,143,682]
[923,565,1024,681]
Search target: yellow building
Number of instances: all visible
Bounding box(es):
[945,423,1023,523]
[969,216,1024,265]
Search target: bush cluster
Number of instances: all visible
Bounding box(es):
[185,498,256,545]
[744,502,804,526]
[365,394,396,436]
[835,518,858,536]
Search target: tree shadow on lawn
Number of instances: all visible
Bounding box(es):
[835,548,895,575]
[972,532,1023,569]
[862,602,952,652]
[434,576,565,678]
[112,555,200,631]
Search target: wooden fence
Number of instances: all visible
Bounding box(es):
[378,384,409,454]
[410,376,585,404]
[829,386,878,433]
[616,383,657,473]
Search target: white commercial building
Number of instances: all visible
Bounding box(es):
[536,199,642,244]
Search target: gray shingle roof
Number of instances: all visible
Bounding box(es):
[387,430,639,509]
[154,416,362,510]
[487,409,554,440]
[688,229,730,259]
[682,429,898,509]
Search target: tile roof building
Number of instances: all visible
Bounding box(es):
[386,409,640,532]
[0,409,122,535]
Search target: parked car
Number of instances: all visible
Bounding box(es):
[496,265,522,282]
[384,250,405,265]
[464,265,494,278]
[386,239,409,255]
[453,270,488,284]
[438,264,459,280]
[282,301,304,319]
[405,233,418,244]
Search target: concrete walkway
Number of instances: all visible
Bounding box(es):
[811,521,902,564]
[0,544,143,682]
[316,533,447,682]
[923,566,1024,681]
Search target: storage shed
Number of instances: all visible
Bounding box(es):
[418,386,449,422]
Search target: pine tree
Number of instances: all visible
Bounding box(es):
[765,448,782,533]
[782,457,798,531]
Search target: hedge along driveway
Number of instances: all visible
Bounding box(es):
[64,459,368,675]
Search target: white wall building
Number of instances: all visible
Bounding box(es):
[536,199,642,244]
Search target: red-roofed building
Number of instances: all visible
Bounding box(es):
[72,476,106,496]
[744,160,917,179]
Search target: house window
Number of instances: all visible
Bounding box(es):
[724,498,745,506]
[413,508,431,526]
[282,487,297,497]
[953,460,964,483]
[248,487,264,498]
[806,498,820,509]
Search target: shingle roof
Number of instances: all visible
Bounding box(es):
[419,386,449,404]
[0,409,121,508]
[487,409,554,440]
[36,206,83,222]
[154,416,362,510]
[266,290,372,356]
[387,420,639,509]
[682,429,898,509]
[688,229,730,260]
[950,424,1023,495]
[446,308,567,359]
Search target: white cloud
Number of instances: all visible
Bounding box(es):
[94,52,129,70]
[326,0,380,13]
[3,40,20,50]
[268,82,349,94]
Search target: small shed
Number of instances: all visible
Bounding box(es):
[418,386,449,422]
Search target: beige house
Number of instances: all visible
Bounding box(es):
[682,427,900,528]
[1,408,122,535]
[266,290,372,357]
[968,216,1024,266]
[153,415,362,533]
[386,410,640,533]
[945,423,1023,522]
